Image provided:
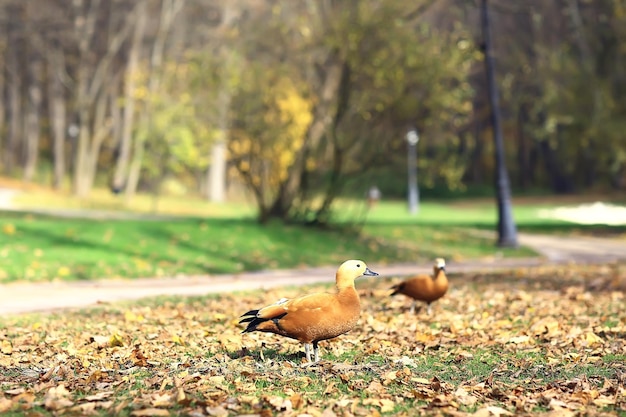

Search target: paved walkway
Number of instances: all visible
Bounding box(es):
[518,233,625,263]
[0,231,624,317]
[0,258,554,316]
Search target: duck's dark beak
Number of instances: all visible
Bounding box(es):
[363,267,379,276]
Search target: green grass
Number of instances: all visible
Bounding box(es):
[361,199,626,235]
[0,201,537,283]
[2,193,625,283]
[0,212,410,282]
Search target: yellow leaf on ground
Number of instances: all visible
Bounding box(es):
[44,384,74,411]
[363,398,395,413]
[205,406,228,416]
[151,393,173,408]
[125,311,144,322]
[1,340,12,355]
[290,393,304,409]
[69,402,96,414]
[473,405,513,417]
[131,408,171,416]
[171,335,185,346]
[583,332,603,346]
[508,335,532,344]
[109,333,124,347]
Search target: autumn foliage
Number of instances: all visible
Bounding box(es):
[0,264,625,416]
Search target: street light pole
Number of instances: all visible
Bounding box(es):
[406,128,419,215]
[480,0,518,247]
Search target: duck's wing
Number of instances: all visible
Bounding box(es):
[391,274,432,297]
[239,293,335,335]
[391,274,421,292]
[240,297,290,322]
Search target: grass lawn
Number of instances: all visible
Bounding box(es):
[0,199,543,283]
[1,190,624,283]
[0,263,624,416]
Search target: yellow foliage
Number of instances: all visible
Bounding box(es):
[230,78,313,189]
[2,223,16,235]
[57,266,71,277]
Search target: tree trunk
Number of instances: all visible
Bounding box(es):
[480,0,518,248]
[84,91,112,191]
[125,0,186,201]
[267,52,344,220]
[516,104,530,189]
[207,85,231,202]
[72,0,99,197]
[47,46,67,190]
[71,0,135,197]
[23,39,44,182]
[73,108,91,197]
[539,135,574,193]
[5,5,22,175]
[112,0,147,194]
[0,24,5,170]
[311,62,352,224]
[468,104,484,184]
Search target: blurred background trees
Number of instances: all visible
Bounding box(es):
[0,0,624,223]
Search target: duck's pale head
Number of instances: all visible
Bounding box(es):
[337,259,378,280]
[435,258,446,271]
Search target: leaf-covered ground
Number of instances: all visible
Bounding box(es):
[0,263,625,416]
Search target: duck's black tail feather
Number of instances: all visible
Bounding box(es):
[389,283,404,296]
[240,317,267,333]
[239,313,287,334]
[240,309,259,318]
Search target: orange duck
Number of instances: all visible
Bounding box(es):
[240,260,378,363]
[390,258,447,315]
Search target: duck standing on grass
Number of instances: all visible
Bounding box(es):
[390,258,448,315]
[240,260,379,363]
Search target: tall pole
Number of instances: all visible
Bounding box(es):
[407,129,419,215]
[480,0,518,247]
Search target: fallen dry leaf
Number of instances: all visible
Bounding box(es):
[130,408,171,416]
[0,397,12,412]
[474,405,514,417]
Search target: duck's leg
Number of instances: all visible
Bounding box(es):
[409,300,416,314]
[313,341,320,363]
[304,343,312,363]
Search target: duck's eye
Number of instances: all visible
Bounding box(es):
[356,264,361,267]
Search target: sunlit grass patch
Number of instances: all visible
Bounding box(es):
[0,209,535,283]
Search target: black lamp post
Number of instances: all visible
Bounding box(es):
[480,0,518,247]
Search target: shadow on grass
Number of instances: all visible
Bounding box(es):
[4,213,405,281]
[227,345,306,363]
[363,218,626,236]
[5,218,223,280]
[517,222,626,236]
